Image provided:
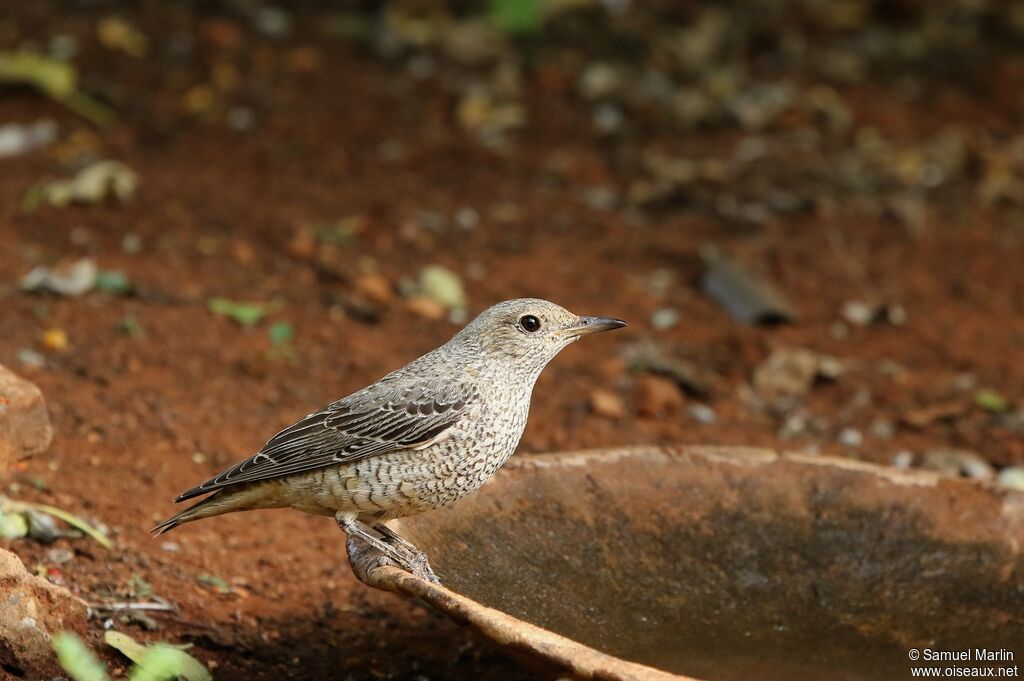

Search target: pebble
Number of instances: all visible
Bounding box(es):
[404,296,447,321]
[635,375,684,418]
[869,418,895,439]
[419,265,467,310]
[842,300,874,326]
[589,388,627,420]
[121,233,143,254]
[837,427,862,448]
[17,349,45,368]
[228,107,256,132]
[753,348,843,398]
[255,6,292,38]
[578,62,624,101]
[688,403,716,424]
[650,308,679,330]
[996,467,1024,492]
[892,450,914,469]
[920,449,994,480]
[355,274,394,306]
[41,329,68,352]
[593,103,624,134]
[0,364,54,475]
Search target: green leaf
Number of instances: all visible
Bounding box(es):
[0,51,77,99]
[975,389,1010,413]
[196,573,232,593]
[106,632,211,681]
[489,0,544,34]
[95,270,133,294]
[419,265,466,310]
[268,321,294,346]
[208,297,266,327]
[127,573,153,599]
[54,632,110,681]
[0,498,112,548]
[0,509,29,539]
[312,219,359,245]
[130,644,211,681]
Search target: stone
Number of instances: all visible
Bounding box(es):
[404,296,447,321]
[0,365,53,475]
[753,348,843,399]
[920,449,994,480]
[589,389,626,420]
[354,274,394,306]
[996,467,1024,492]
[635,375,684,418]
[0,548,87,678]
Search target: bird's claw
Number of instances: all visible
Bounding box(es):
[382,535,440,584]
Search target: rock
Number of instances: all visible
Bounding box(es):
[25,160,137,209]
[622,341,716,398]
[589,389,626,420]
[441,19,506,65]
[649,308,679,330]
[404,296,447,321]
[578,62,625,101]
[635,375,684,418]
[892,450,914,469]
[688,403,716,424]
[287,227,316,260]
[996,467,1024,492]
[418,265,467,310]
[837,427,863,448]
[40,328,68,352]
[0,548,87,678]
[753,348,844,399]
[354,274,394,306]
[920,449,994,480]
[0,365,53,475]
[20,258,97,296]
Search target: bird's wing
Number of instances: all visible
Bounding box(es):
[174,377,476,502]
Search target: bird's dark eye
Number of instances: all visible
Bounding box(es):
[519,315,542,333]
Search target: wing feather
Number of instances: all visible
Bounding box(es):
[174,378,475,502]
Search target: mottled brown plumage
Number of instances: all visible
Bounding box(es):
[153,299,625,581]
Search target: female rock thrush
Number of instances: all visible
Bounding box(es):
[154,299,625,581]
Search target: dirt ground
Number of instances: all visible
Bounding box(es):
[2,1,1024,679]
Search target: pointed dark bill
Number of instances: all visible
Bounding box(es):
[565,316,628,338]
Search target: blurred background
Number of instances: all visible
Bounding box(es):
[2,0,1024,678]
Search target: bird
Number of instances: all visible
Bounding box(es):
[153,298,626,581]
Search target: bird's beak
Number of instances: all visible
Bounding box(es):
[565,316,628,338]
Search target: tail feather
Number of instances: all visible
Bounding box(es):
[151,491,227,535]
[152,483,280,535]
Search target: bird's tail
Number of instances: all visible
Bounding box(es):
[151,491,230,535]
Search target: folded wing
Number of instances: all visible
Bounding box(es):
[174,377,475,502]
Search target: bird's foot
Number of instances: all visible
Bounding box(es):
[374,523,440,584]
[338,515,441,584]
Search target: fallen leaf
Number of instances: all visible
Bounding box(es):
[97,17,148,57]
[21,259,98,296]
[975,389,1010,413]
[418,265,466,310]
[105,631,210,681]
[24,161,137,210]
[267,321,294,346]
[54,632,110,681]
[208,298,267,327]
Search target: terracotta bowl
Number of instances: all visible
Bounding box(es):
[347,446,1024,681]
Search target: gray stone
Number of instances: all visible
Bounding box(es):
[0,365,53,475]
[0,548,87,678]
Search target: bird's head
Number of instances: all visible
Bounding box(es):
[451,298,626,375]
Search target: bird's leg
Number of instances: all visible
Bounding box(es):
[336,514,440,584]
[373,522,421,556]
[373,523,440,585]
